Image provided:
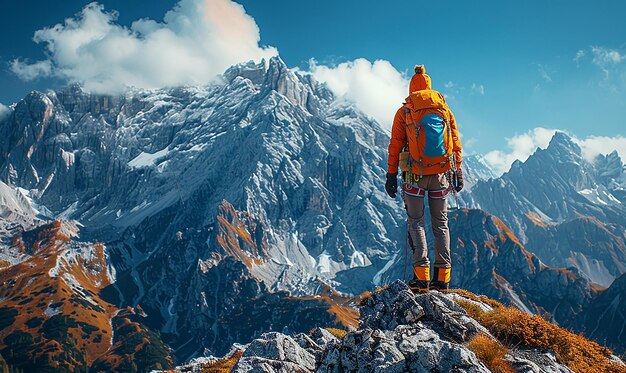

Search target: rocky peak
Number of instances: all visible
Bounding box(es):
[224,56,324,113]
[595,150,625,190]
[169,281,622,372]
[547,131,582,156]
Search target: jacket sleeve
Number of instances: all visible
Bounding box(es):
[449,111,462,165]
[387,107,407,174]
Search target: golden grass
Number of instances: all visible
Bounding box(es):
[200,350,244,373]
[456,299,487,320]
[357,291,373,307]
[467,334,514,373]
[455,295,624,373]
[449,288,504,309]
[325,327,347,339]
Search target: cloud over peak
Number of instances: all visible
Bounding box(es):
[307,58,409,130]
[11,0,277,93]
[483,127,626,176]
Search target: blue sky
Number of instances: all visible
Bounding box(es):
[1,0,625,173]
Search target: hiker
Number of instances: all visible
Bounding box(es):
[385,65,463,293]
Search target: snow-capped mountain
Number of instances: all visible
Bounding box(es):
[468,132,626,286]
[0,57,407,363]
[0,57,404,296]
[461,154,496,192]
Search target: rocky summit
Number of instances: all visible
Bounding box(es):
[169,281,624,373]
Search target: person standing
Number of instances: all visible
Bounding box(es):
[385,65,463,292]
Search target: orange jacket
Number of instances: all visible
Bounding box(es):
[387,71,462,175]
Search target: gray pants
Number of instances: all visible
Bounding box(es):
[402,173,451,269]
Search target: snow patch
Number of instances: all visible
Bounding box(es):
[578,186,621,206]
[373,253,397,286]
[128,147,170,169]
[44,300,61,317]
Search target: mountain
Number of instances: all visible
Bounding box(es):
[0,218,174,372]
[468,132,626,286]
[461,154,496,192]
[0,56,624,369]
[0,57,402,365]
[0,57,403,297]
[166,282,625,373]
[595,150,626,204]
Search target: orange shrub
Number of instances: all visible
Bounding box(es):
[467,334,514,373]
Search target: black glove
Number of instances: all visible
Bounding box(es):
[385,173,398,198]
[454,168,464,192]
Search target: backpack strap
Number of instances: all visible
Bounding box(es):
[404,105,423,180]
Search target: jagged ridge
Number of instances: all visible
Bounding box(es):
[167,281,624,373]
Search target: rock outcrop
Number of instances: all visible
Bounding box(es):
[170,281,617,373]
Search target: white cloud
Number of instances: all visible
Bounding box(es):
[484,127,557,175]
[576,135,626,162]
[10,0,277,93]
[0,103,10,121]
[484,127,626,175]
[589,46,625,78]
[10,60,53,81]
[308,58,409,130]
[592,46,625,65]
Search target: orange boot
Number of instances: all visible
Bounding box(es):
[408,266,430,293]
[430,267,451,291]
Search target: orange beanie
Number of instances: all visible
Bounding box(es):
[409,65,432,93]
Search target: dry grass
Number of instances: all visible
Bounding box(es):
[467,334,514,373]
[456,297,624,373]
[200,350,244,373]
[357,285,391,307]
[358,291,373,307]
[325,327,347,339]
[449,288,503,309]
[456,299,487,320]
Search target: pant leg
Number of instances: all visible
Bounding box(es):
[427,173,451,268]
[403,192,429,268]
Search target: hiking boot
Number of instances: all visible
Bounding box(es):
[409,266,431,293]
[429,280,449,291]
[408,279,430,293]
[430,267,451,291]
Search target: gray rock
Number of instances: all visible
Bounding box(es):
[506,349,574,373]
[360,280,425,331]
[317,325,490,373]
[308,328,339,350]
[233,332,316,372]
[415,291,489,343]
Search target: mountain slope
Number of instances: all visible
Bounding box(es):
[576,272,626,355]
[0,220,175,372]
[468,132,626,286]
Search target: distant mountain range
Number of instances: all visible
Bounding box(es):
[0,57,625,370]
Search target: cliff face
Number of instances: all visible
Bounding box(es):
[576,272,626,355]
